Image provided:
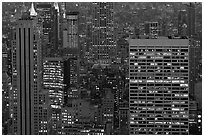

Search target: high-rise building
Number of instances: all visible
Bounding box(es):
[189,39,201,100]
[129,38,189,135]
[63,57,80,105]
[11,7,43,134]
[178,10,188,36]
[61,11,80,105]
[36,2,60,57]
[43,57,64,134]
[116,38,129,63]
[187,3,196,37]
[38,90,50,135]
[51,3,60,56]
[2,72,12,135]
[91,2,116,64]
[119,101,129,135]
[188,39,202,135]
[36,3,52,57]
[43,57,64,108]
[63,12,79,52]
[102,89,114,134]
[36,3,52,40]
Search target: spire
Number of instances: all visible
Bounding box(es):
[54,2,59,12]
[30,2,37,16]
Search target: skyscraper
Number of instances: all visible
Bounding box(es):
[11,8,43,134]
[43,57,64,108]
[36,3,52,57]
[43,57,64,134]
[63,12,79,51]
[51,3,60,56]
[178,10,188,36]
[63,57,80,105]
[36,2,60,57]
[187,3,196,37]
[102,89,114,134]
[129,38,189,135]
[62,11,80,104]
[91,2,116,64]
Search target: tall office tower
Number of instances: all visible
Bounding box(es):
[36,3,52,57]
[11,7,42,134]
[2,43,11,134]
[50,3,60,56]
[43,57,64,134]
[188,39,202,135]
[91,2,116,64]
[189,100,199,134]
[62,12,80,104]
[36,3,60,57]
[102,89,114,135]
[2,73,12,135]
[119,101,129,135]
[63,12,79,53]
[63,57,80,105]
[129,38,189,135]
[187,3,196,37]
[178,10,188,36]
[84,21,94,64]
[116,38,129,63]
[38,90,50,135]
[189,40,201,100]
[43,57,64,108]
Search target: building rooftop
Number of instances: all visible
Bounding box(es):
[44,57,63,61]
[128,38,189,46]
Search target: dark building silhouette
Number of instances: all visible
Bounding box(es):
[187,3,196,37]
[11,5,43,134]
[63,57,79,105]
[51,3,60,55]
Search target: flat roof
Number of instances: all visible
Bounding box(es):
[129,39,189,46]
[44,57,63,61]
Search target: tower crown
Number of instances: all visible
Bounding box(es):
[30,2,37,16]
